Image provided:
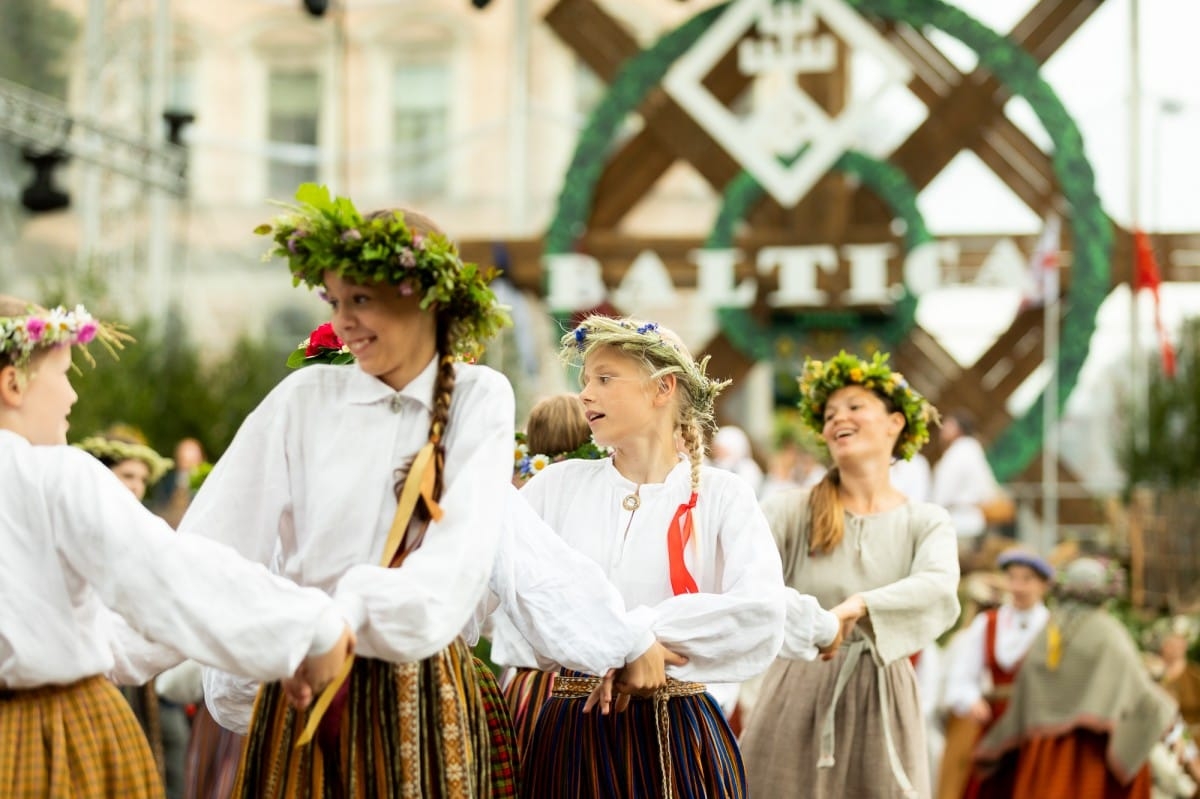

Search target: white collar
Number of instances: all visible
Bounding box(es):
[344,356,439,412]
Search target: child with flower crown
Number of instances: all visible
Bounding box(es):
[739,351,960,799]
[0,296,354,799]
[184,185,516,798]
[510,316,805,799]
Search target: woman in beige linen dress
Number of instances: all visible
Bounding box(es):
[740,352,961,799]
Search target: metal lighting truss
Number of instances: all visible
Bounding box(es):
[0,76,187,195]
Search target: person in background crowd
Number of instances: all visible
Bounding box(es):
[931,412,999,563]
[711,424,765,497]
[974,557,1178,799]
[938,549,1054,799]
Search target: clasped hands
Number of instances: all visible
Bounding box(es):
[583,640,689,716]
[281,624,357,710]
[818,594,868,661]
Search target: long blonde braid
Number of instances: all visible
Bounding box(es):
[678,415,704,495]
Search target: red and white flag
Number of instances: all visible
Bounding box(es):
[1021,214,1061,309]
[1133,229,1177,378]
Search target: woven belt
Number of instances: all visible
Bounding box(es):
[552,675,706,799]
[818,636,918,799]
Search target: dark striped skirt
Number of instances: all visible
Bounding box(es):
[0,675,163,798]
[521,674,745,799]
[233,638,491,798]
[500,668,556,758]
[473,658,519,799]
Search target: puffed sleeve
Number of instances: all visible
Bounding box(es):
[624,477,786,683]
[177,380,293,567]
[202,667,260,735]
[49,450,344,682]
[330,369,514,662]
[759,489,839,660]
[859,504,961,664]
[941,613,987,716]
[487,486,653,675]
[104,611,184,685]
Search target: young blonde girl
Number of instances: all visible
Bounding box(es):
[184,185,514,797]
[514,316,797,798]
[0,297,352,799]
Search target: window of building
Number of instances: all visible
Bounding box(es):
[267,68,320,196]
[393,58,450,200]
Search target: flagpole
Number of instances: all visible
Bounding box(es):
[1130,0,1145,448]
[1042,287,1059,554]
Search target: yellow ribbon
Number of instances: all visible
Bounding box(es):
[1046,622,1062,671]
[295,441,441,746]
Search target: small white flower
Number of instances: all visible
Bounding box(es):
[530,453,551,473]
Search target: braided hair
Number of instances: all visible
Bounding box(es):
[369,209,457,514]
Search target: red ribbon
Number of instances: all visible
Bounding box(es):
[668,492,700,595]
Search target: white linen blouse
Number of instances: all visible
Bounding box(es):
[511,457,787,683]
[184,358,513,729]
[0,430,343,690]
[941,602,1049,716]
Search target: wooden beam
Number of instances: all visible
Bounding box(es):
[879,22,1059,214]
[860,0,1102,223]
[544,0,763,229]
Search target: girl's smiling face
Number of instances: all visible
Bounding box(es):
[323,271,437,391]
[821,384,905,464]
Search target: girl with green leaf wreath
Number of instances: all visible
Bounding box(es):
[181,185,518,798]
[738,351,961,799]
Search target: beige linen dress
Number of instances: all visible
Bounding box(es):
[740,488,960,798]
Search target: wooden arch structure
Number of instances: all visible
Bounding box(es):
[460,0,1200,525]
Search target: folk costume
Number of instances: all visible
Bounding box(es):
[0,306,347,799]
[517,459,786,798]
[974,559,1179,799]
[514,316,788,799]
[938,551,1053,799]
[189,186,514,799]
[739,352,960,799]
[467,485,652,759]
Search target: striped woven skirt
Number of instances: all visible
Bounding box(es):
[232,638,490,798]
[473,658,519,799]
[521,673,745,799]
[0,675,163,798]
[501,669,556,758]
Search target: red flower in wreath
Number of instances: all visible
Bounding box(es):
[305,322,343,356]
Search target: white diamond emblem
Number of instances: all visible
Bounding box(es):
[663,0,913,208]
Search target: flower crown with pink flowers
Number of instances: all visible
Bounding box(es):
[0,304,124,368]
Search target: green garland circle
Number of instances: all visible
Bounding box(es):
[545,0,1110,481]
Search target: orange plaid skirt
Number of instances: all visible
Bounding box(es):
[0,675,162,798]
